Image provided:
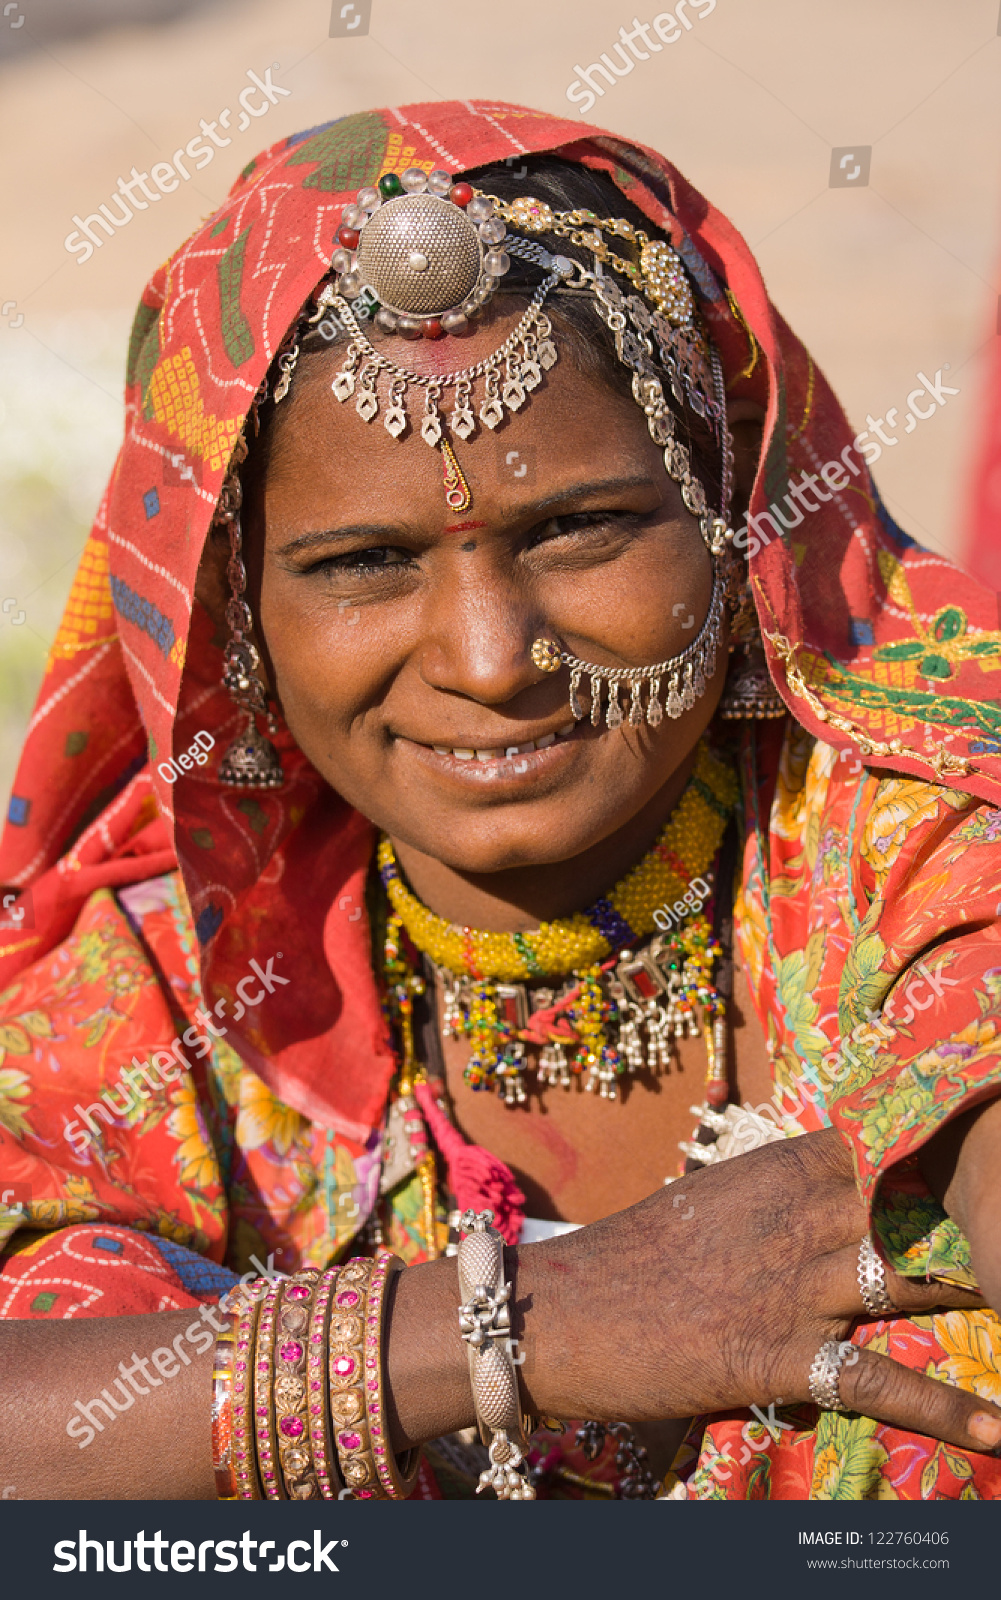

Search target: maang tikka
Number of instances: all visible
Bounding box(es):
[213,437,285,789]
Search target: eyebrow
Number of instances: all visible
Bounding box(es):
[272,474,660,556]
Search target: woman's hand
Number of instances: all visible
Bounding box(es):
[386,1128,1001,1457]
[920,1091,1001,1312]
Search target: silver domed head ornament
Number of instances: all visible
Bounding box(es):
[332,168,511,337]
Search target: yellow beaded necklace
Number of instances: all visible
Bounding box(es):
[377,739,737,982]
[377,741,739,1106]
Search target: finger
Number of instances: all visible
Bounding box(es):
[837,1346,1001,1455]
[887,1271,985,1314]
[819,1243,986,1319]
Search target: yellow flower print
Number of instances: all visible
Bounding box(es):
[28,1175,105,1229]
[167,1080,219,1194]
[734,878,767,992]
[770,724,816,842]
[236,1069,304,1158]
[861,779,965,887]
[811,1413,888,1499]
[812,1442,842,1499]
[0,1063,32,1138]
[932,1310,1001,1406]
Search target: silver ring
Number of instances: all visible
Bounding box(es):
[808,1339,854,1412]
[858,1233,895,1317]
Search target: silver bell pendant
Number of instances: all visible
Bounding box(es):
[218,713,284,789]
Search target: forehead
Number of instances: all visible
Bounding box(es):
[261,321,656,528]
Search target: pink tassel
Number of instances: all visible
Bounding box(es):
[414,1080,526,1247]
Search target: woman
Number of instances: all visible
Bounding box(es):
[0,100,999,1503]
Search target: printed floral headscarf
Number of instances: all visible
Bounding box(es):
[2,99,1000,1140]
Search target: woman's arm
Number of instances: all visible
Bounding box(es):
[0,1309,217,1499]
[385,1128,1001,1454]
[4,1127,1000,1499]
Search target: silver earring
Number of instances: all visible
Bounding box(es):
[213,451,284,789]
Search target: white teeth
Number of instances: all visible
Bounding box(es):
[434,734,566,760]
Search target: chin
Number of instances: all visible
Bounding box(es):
[382,792,639,876]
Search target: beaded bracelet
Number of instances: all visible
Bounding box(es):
[363,1253,422,1500]
[228,1281,266,1500]
[211,1324,238,1500]
[307,1266,344,1498]
[328,1257,386,1498]
[274,1271,323,1499]
[254,1277,286,1499]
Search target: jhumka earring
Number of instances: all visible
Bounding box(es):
[718,641,787,720]
[213,440,285,789]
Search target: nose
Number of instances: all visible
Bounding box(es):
[417,566,552,709]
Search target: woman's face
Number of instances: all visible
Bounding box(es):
[243,314,729,875]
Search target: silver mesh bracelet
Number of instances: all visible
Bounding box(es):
[808,1339,853,1412]
[456,1209,536,1500]
[858,1233,895,1317]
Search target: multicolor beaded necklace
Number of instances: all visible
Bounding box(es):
[378,740,739,1107]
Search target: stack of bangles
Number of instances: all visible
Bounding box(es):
[212,1216,534,1502]
[211,1254,421,1500]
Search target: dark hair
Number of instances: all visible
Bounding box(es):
[253,155,722,508]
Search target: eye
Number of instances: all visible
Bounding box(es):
[308,545,416,574]
[525,509,643,549]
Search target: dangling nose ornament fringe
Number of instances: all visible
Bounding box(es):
[531,565,724,732]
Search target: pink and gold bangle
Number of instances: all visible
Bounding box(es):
[211,1325,238,1499]
[363,1252,421,1500]
[328,1257,385,1499]
[254,1276,286,1499]
[227,1281,266,1500]
[307,1266,344,1498]
[274,1271,322,1499]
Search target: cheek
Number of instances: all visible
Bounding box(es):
[259,575,399,741]
[549,528,713,661]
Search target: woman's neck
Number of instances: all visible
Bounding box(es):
[388,745,698,933]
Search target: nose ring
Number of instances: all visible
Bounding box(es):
[531,638,563,673]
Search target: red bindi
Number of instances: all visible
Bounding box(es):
[445,520,487,534]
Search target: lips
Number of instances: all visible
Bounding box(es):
[430,723,576,762]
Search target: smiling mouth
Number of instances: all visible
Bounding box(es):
[426,723,577,762]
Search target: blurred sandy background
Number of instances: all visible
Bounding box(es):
[1,0,1000,808]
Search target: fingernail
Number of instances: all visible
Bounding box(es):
[967,1412,1001,1448]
